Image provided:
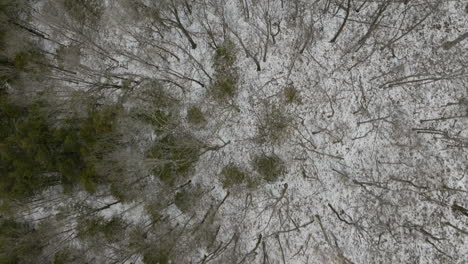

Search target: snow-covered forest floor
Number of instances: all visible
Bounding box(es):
[2,0,468,263]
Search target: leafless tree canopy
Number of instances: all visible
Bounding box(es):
[2,0,468,263]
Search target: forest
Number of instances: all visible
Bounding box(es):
[1,0,468,263]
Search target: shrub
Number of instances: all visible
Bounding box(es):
[77,215,126,243]
[58,105,121,193]
[145,200,164,223]
[147,134,201,186]
[174,190,192,213]
[284,86,301,104]
[13,49,46,73]
[63,0,104,26]
[210,40,239,101]
[53,249,72,264]
[0,219,43,263]
[77,216,103,239]
[52,248,84,264]
[135,109,173,132]
[101,216,127,243]
[253,154,286,183]
[174,184,202,213]
[56,45,81,69]
[221,164,246,188]
[143,82,178,109]
[132,82,179,132]
[143,248,170,264]
[257,105,291,144]
[246,177,261,190]
[212,77,237,99]
[213,40,236,70]
[187,106,206,126]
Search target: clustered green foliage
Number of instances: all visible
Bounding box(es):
[221,163,247,188]
[52,248,84,264]
[147,134,201,186]
[0,0,49,80]
[0,219,43,263]
[137,109,173,133]
[63,0,104,26]
[210,40,239,100]
[53,249,73,264]
[284,86,301,104]
[257,105,291,144]
[0,94,120,199]
[0,0,22,41]
[187,105,206,126]
[143,248,170,264]
[0,99,54,198]
[0,54,16,86]
[145,200,164,223]
[59,106,120,193]
[133,83,179,132]
[174,189,193,213]
[0,0,27,84]
[77,215,127,243]
[0,0,119,199]
[174,184,204,213]
[126,224,173,264]
[56,45,81,69]
[253,154,286,183]
[13,49,46,73]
